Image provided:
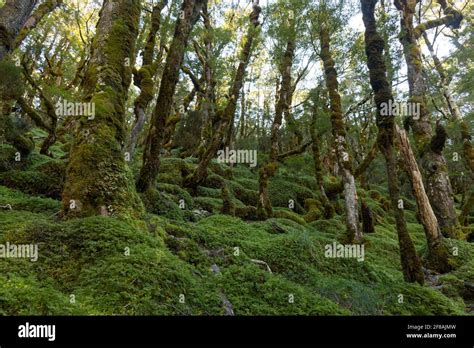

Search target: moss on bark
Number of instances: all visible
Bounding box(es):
[62,0,143,220]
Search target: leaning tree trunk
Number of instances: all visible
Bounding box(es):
[256,39,295,220]
[320,27,362,243]
[396,125,452,272]
[61,0,143,218]
[394,0,463,238]
[185,0,261,189]
[361,0,424,283]
[13,0,63,50]
[422,31,474,226]
[125,0,168,157]
[136,0,205,192]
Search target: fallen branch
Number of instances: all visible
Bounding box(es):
[251,259,272,273]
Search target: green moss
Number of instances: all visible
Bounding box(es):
[218,264,349,315]
[0,170,62,199]
[0,60,24,100]
[157,183,193,209]
[273,209,308,226]
[0,185,60,214]
[194,197,223,213]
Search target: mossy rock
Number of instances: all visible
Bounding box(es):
[226,180,258,206]
[157,182,193,209]
[141,189,185,221]
[202,173,225,189]
[273,209,308,226]
[304,207,322,223]
[157,157,195,185]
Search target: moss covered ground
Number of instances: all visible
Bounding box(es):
[0,145,472,315]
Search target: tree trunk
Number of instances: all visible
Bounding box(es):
[13,0,63,50]
[310,90,334,219]
[361,0,425,282]
[0,0,38,60]
[320,27,362,243]
[396,125,452,272]
[422,31,474,226]
[185,0,261,188]
[256,39,294,219]
[136,0,205,192]
[125,0,167,157]
[394,0,461,238]
[61,0,143,218]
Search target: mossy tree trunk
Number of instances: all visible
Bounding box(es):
[185,1,261,189]
[394,0,463,238]
[20,58,58,156]
[422,31,474,226]
[125,0,168,157]
[195,3,217,158]
[361,0,424,283]
[0,0,38,60]
[136,0,205,193]
[257,39,295,220]
[309,89,334,219]
[460,121,474,225]
[61,0,143,219]
[0,0,38,158]
[320,27,362,243]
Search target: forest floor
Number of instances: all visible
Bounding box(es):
[0,135,473,315]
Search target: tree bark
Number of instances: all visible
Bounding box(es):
[257,39,295,219]
[125,0,168,157]
[0,0,38,60]
[185,0,261,188]
[394,0,461,238]
[13,0,63,50]
[61,0,143,218]
[320,27,362,243]
[136,0,206,192]
[361,0,424,282]
[396,125,452,272]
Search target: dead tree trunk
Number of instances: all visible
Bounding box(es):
[136,0,206,192]
[320,27,362,243]
[395,0,462,238]
[361,0,424,283]
[396,125,452,272]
